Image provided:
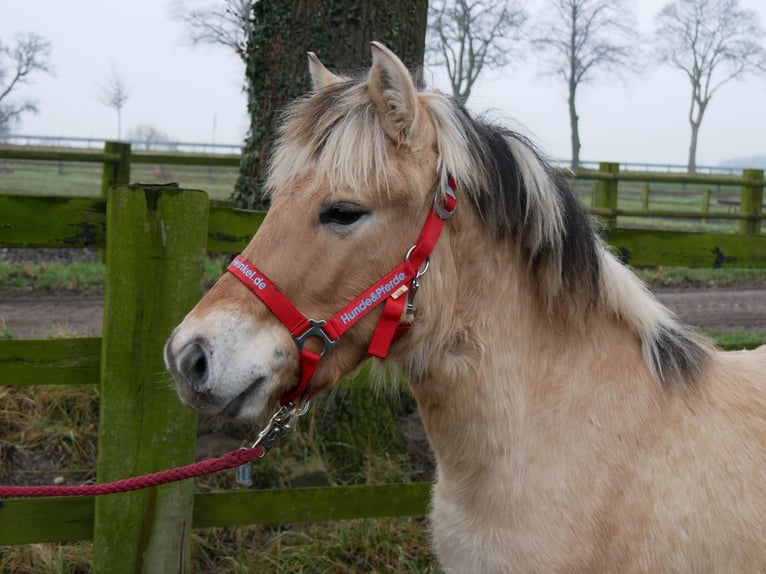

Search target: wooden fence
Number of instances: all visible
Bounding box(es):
[0,144,765,572]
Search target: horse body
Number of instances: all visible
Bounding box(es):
[399,198,766,571]
[165,42,766,572]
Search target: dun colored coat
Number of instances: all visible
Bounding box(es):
[165,43,766,572]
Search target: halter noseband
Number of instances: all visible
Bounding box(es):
[227,178,458,405]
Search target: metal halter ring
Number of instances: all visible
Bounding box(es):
[405,245,430,279]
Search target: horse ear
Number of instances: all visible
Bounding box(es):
[308,52,342,91]
[368,41,419,142]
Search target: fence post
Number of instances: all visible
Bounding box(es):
[93,184,209,573]
[739,168,764,236]
[594,162,620,229]
[702,188,711,224]
[641,184,650,211]
[101,141,131,198]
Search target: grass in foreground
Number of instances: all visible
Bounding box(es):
[0,261,104,291]
[0,379,436,573]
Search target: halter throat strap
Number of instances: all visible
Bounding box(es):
[227,178,458,405]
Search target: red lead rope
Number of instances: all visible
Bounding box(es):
[228,178,458,404]
[0,446,265,499]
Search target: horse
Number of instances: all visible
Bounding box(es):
[165,42,766,572]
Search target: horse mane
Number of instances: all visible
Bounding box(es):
[267,78,712,386]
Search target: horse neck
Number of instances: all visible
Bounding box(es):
[396,210,659,477]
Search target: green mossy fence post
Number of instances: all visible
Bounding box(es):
[702,188,711,224]
[101,141,131,197]
[739,168,764,236]
[93,184,209,573]
[594,162,620,229]
[641,184,650,211]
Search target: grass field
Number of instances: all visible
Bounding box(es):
[572,178,747,233]
[0,157,239,202]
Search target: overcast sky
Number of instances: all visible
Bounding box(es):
[2,0,765,167]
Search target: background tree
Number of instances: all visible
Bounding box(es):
[232,1,428,479]
[171,0,252,63]
[0,33,52,134]
[235,0,428,209]
[99,66,129,140]
[128,124,173,150]
[532,0,639,168]
[654,0,766,173]
[427,0,527,103]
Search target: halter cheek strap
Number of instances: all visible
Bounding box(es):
[227,178,458,405]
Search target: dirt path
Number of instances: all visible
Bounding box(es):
[0,290,104,338]
[654,287,766,333]
[1,286,765,339]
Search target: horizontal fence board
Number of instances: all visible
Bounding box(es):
[207,207,264,252]
[1,195,761,267]
[0,496,95,544]
[575,169,753,187]
[592,208,758,221]
[605,229,766,268]
[0,149,119,164]
[131,152,240,168]
[0,483,431,544]
[0,338,101,386]
[0,195,106,248]
[192,483,431,528]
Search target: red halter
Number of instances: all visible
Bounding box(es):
[227,178,457,405]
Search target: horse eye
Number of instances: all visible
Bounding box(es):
[319,203,367,226]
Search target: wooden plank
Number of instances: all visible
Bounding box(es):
[93,185,207,573]
[0,496,95,544]
[0,195,106,248]
[0,149,117,163]
[574,168,753,187]
[132,152,241,168]
[192,482,431,527]
[0,483,431,545]
[207,206,264,252]
[605,229,766,268]
[0,338,100,386]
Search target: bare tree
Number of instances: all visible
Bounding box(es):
[99,66,129,140]
[428,0,527,103]
[654,0,766,173]
[532,0,639,168]
[128,125,172,150]
[171,0,252,61]
[0,33,53,133]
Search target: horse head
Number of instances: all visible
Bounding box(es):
[165,43,451,421]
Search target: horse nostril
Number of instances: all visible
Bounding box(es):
[180,341,210,392]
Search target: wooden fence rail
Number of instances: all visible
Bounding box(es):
[0,141,763,233]
[0,147,764,571]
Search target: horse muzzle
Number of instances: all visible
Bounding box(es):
[163,312,296,420]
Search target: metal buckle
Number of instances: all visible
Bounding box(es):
[293,319,337,358]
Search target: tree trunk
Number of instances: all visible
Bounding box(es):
[568,81,581,169]
[235,0,428,208]
[234,0,428,484]
[687,92,707,174]
[687,120,699,174]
